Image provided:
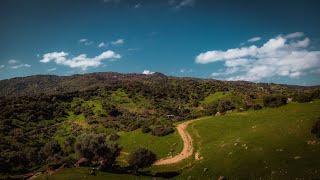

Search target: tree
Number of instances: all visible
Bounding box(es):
[75,133,120,168]
[128,148,156,170]
[141,126,151,133]
[311,119,320,138]
[263,95,287,108]
[42,140,62,160]
[217,100,235,113]
[293,93,313,103]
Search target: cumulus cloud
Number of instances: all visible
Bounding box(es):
[196,32,320,82]
[142,70,155,75]
[8,59,18,64]
[111,39,124,45]
[247,37,261,43]
[0,65,5,69]
[79,38,93,46]
[11,64,31,69]
[98,42,106,48]
[40,50,121,70]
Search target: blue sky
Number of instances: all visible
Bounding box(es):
[1,0,320,85]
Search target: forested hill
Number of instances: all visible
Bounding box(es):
[0,72,313,98]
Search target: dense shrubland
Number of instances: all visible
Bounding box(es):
[0,72,319,175]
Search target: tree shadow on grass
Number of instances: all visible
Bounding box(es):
[101,165,180,178]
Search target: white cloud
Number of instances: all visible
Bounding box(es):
[40,50,121,70]
[0,65,5,69]
[8,59,18,64]
[179,68,193,73]
[284,32,304,39]
[79,38,93,46]
[48,68,57,72]
[111,39,124,45]
[142,70,155,75]
[247,37,261,43]
[196,32,320,82]
[98,42,106,48]
[11,64,31,69]
[175,0,195,8]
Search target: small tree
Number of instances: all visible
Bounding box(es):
[217,100,235,113]
[311,119,320,138]
[128,148,157,171]
[293,93,313,103]
[42,140,62,160]
[263,95,287,108]
[75,133,120,168]
[141,126,151,133]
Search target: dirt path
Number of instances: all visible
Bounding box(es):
[153,119,200,165]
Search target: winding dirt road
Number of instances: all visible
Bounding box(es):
[153,119,199,165]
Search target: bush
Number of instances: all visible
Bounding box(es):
[74,106,82,115]
[253,104,263,110]
[217,100,235,113]
[83,108,94,118]
[151,125,174,136]
[75,133,120,167]
[263,95,287,108]
[128,148,156,170]
[293,93,313,103]
[311,119,320,138]
[108,133,120,141]
[141,126,151,133]
[42,140,62,160]
[204,102,218,115]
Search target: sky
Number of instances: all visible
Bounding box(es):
[1,0,320,85]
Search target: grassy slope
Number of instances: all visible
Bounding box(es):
[118,129,183,165]
[181,100,320,179]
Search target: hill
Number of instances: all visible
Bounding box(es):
[0,72,319,178]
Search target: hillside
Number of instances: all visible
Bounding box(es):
[0,72,320,179]
[0,72,313,97]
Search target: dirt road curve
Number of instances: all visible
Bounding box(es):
[153,119,199,165]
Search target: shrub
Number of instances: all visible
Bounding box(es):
[108,133,120,141]
[42,140,62,160]
[311,119,320,138]
[263,95,287,108]
[128,148,156,170]
[141,126,151,133]
[293,93,313,103]
[217,100,235,113]
[204,102,218,115]
[253,104,263,110]
[151,125,174,136]
[75,133,120,167]
[63,136,76,154]
[83,108,94,118]
[74,106,82,115]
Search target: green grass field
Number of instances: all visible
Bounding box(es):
[37,100,320,179]
[118,129,183,165]
[181,100,320,179]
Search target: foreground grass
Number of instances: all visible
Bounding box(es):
[181,100,320,179]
